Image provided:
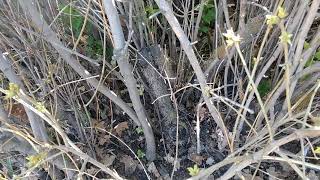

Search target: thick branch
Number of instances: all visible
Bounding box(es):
[0,52,48,142]
[154,0,228,137]
[103,0,156,160]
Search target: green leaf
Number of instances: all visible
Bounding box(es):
[35,102,46,113]
[58,4,80,16]
[202,9,215,24]
[145,6,159,16]
[137,149,145,159]
[303,42,311,49]
[315,147,320,154]
[187,164,200,177]
[135,127,144,134]
[277,6,288,19]
[204,2,214,9]
[305,58,314,68]
[258,79,271,97]
[279,31,292,45]
[5,83,20,99]
[266,15,279,26]
[314,51,320,61]
[199,26,209,33]
[26,152,47,168]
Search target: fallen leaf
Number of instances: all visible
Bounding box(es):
[119,155,137,175]
[93,119,105,129]
[95,146,104,159]
[164,154,180,170]
[87,166,99,175]
[98,134,111,145]
[216,128,230,150]
[199,107,207,121]
[114,122,129,136]
[102,154,116,167]
[189,154,205,165]
[8,103,28,121]
[206,157,215,165]
[307,170,319,180]
[147,162,160,178]
[164,154,175,164]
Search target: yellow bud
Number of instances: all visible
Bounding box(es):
[277,6,288,19]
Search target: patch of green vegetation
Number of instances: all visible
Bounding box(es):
[145,6,159,17]
[137,149,145,159]
[135,127,144,134]
[258,79,271,97]
[58,4,83,37]
[4,83,19,99]
[303,41,320,68]
[86,35,104,58]
[145,5,160,33]
[187,164,200,177]
[199,0,215,33]
[26,152,47,168]
[58,4,112,59]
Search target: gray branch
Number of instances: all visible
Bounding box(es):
[103,0,156,160]
[0,52,48,142]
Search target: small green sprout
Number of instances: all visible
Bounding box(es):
[279,31,293,45]
[315,51,320,61]
[315,147,320,154]
[277,6,288,19]
[310,114,320,127]
[204,85,211,97]
[266,15,279,26]
[258,79,272,97]
[222,28,241,47]
[137,84,144,96]
[187,164,200,177]
[135,127,144,134]
[137,149,145,159]
[26,152,47,168]
[5,83,20,99]
[35,102,46,113]
[145,6,160,17]
[303,42,311,49]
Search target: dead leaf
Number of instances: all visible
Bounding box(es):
[87,166,99,175]
[206,157,215,165]
[147,162,160,178]
[164,154,175,164]
[98,134,111,145]
[199,107,207,122]
[114,122,129,136]
[216,128,230,150]
[189,154,205,165]
[119,155,137,175]
[266,167,282,180]
[93,119,105,129]
[102,154,116,167]
[164,154,180,170]
[307,170,319,180]
[7,103,28,121]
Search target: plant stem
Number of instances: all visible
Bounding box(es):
[234,43,273,141]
